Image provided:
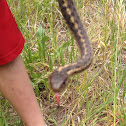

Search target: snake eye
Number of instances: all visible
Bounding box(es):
[63,81,66,85]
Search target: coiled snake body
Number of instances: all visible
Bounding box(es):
[49,0,92,94]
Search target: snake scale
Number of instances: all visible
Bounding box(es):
[49,0,92,95]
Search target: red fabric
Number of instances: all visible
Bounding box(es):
[0,0,25,65]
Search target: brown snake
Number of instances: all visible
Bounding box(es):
[49,0,92,96]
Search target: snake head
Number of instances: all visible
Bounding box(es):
[49,69,70,93]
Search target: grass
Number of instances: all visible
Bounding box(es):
[0,0,126,125]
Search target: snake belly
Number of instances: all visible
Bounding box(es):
[49,0,93,93]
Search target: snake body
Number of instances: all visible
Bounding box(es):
[49,0,92,93]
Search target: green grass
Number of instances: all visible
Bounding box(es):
[0,0,126,125]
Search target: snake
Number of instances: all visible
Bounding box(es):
[49,0,92,95]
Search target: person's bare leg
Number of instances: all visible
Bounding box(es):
[0,56,46,126]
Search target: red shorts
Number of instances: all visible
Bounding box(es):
[0,0,25,65]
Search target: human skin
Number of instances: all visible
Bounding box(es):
[0,56,46,126]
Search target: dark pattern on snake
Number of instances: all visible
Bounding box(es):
[49,0,93,93]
